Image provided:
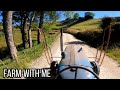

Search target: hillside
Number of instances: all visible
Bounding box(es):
[64,19,120,64]
[70,19,102,31]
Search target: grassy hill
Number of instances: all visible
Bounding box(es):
[64,19,120,64]
[70,19,102,31]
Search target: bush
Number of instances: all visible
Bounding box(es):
[84,12,95,20]
[110,23,120,45]
[75,31,102,47]
[73,13,79,20]
[100,17,115,29]
[100,17,120,48]
[78,17,85,22]
[112,23,120,31]
[85,15,93,20]
[115,17,120,22]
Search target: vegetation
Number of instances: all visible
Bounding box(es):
[3,11,18,60]
[64,11,74,20]
[84,12,95,20]
[0,11,62,78]
[69,19,101,31]
[0,11,120,79]
[73,13,79,19]
[64,18,120,64]
[0,22,60,79]
[106,48,120,64]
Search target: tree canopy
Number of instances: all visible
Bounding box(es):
[73,13,79,19]
[64,11,74,20]
[84,12,95,20]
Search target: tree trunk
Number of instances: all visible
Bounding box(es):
[37,29,41,44]
[19,12,28,49]
[28,12,35,48]
[22,13,28,49]
[28,29,32,48]
[3,11,17,60]
[20,12,24,48]
[37,11,44,44]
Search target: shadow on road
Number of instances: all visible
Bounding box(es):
[64,41,86,45]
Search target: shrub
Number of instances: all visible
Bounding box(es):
[100,17,115,30]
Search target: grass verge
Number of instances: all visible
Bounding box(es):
[106,48,120,64]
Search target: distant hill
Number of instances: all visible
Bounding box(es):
[69,19,102,32]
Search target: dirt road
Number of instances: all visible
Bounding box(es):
[30,33,120,79]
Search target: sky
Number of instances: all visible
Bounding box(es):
[0,11,120,22]
[75,11,120,18]
[59,11,120,21]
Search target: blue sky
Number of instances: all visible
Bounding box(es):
[0,11,120,22]
[75,11,120,18]
[59,11,120,21]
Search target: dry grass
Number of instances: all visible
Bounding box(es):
[70,19,102,32]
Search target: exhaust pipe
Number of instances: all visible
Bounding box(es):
[60,28,65,59]
[60,28,63,52]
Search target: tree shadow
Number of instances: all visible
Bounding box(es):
[64,41,86,45]
[0,39,39,60]
[72,31,103,48]
[0,47,10,60]
[0,43,24,60]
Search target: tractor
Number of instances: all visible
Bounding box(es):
[50,28,100,79]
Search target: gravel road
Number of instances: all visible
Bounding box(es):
[30,33,120,79]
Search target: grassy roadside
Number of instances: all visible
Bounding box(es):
[64,19,120,65]
[0,22,61,79]
[106,48,120,64]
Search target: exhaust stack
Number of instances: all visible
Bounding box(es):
[60,28,65,59]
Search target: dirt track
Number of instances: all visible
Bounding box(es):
[30,33,120,79]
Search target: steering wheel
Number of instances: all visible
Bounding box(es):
[55,66,100,79]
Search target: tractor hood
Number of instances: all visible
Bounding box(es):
[59,45,95,79]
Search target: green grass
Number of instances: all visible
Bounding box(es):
[0,44,44,79]
[106,48,120,64]
[44,22,62,31]
[0,32,6,48]
[70,19,102,32]
[0,22,60,79]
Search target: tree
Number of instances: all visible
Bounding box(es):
[3,11,18,60]
[37,11,44,44]
[13,11,30,49]
[22,11,29,49]
[28,12,35,48]
[64,11,74,20]
[73,13,79,19]
[36,11,61,44]
[85,12,95,20]
[45,11,61,22]
[100,17,113,29]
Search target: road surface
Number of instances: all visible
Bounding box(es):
[30,33,120,79]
